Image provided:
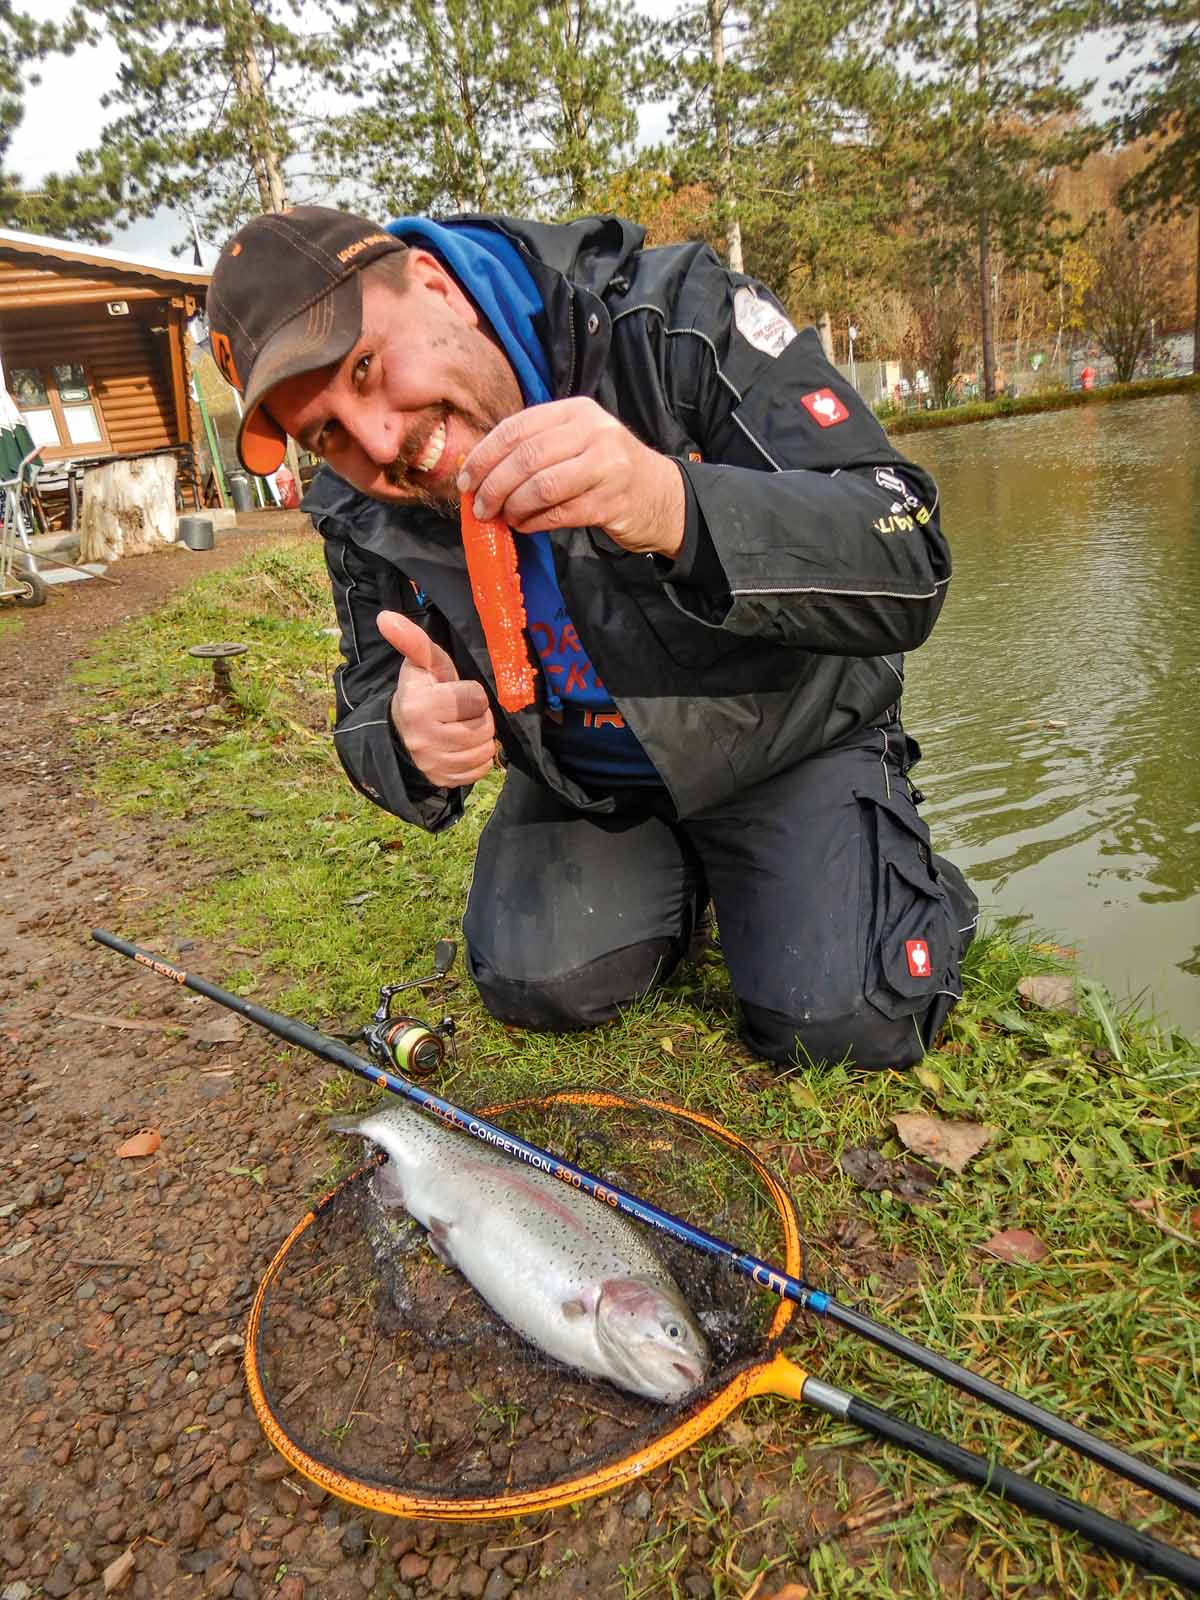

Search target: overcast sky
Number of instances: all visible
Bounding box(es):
[9,0,1129,265]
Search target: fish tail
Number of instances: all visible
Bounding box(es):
[326,1113,372,1137]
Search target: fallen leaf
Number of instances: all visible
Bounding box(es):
[1017,974,1079,1014]
[1031,942,1077,960]
[763,1587,810,1600]
[912,1064,943,1093]
[980,1228,1049,1263]
[1043,719,1068,729]
[840,1144,940,1199]
[1128,1196,1155,1214]
[193,1015,244,1045]
[723,1417,755,1447]
[788,1081,819,1111]
[892,1114,995,1174]
[659,1036,675,1055]
[103,1547,136,1593]
[116,1129,161,1158]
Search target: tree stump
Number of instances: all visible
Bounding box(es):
[78,455,177,562]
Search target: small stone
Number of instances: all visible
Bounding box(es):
[41,1564,74,1599]
[2,1583,34,1600]
[278,1580,305,1600]
[428,1553,457,1588]
[21,1375,50,1404]
[481,1569,515,1600]
[339,1522,366,1558]
[683,1576,713,1600]
[177,1502,206,1547]
[253,1457,289,1483]
[628,1488,653,1520]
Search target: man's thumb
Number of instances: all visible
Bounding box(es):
[378,610,459,683]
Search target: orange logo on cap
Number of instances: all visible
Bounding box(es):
[211,330,242,390]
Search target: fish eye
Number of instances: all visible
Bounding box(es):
[666,1323,681,1340]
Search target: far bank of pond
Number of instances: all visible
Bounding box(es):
[900,391,1200,1037]
[884,372,1200,436]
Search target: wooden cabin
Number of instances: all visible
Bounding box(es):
[0,228,211,527]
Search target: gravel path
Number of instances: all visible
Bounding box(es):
[0,519,798,1600]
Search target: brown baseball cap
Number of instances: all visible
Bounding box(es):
[207,207,408,475]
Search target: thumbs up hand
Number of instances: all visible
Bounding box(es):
[378,611,497,788]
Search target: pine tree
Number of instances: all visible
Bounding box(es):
[315,0,657,220]
[664,0,911,345]
[894,0,1093,399]
[315,0,535,216]
[69,0,338,248]
[0,2,119,239]
[1107,0,1199,371]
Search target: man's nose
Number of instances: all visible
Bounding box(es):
[345,402,399,467]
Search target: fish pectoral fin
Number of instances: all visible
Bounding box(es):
[426,1217,454,1266]
[373,1161,406,1209]
[560,1298,589,1322]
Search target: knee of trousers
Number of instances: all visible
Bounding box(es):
[738,995,956,1073]
[466,936,685,1032]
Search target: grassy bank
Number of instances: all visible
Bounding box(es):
[71,541,1200,1595]
[883,372,1200,435]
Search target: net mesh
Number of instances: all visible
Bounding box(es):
[251,1093,798,1501]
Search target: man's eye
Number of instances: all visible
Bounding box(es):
[353,353,372,385]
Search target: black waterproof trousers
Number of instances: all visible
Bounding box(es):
[463,722,978,1071]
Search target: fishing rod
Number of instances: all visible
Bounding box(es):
[93,930,1200,1552]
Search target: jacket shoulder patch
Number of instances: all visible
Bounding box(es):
[733,286,797,358]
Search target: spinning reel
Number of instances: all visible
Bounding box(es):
[359,937,460,1078]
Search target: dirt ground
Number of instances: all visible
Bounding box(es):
[1,517,891,1600]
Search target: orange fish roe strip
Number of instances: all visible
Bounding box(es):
[460,490,537,713]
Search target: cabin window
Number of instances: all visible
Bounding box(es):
[10,363,110,457]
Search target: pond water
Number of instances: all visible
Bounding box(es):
[900,393,1200,1038]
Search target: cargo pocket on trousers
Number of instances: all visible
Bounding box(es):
[856,788,958,1024]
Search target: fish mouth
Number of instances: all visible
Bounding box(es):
[672,1361,702,1388]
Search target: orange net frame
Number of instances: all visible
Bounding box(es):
[244,1091,806,1520]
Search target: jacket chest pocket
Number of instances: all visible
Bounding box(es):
[856,787,956,1021]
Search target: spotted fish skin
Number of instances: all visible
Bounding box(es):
[328,1101,709,1403]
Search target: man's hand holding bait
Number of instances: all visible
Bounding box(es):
[456,396,686,560]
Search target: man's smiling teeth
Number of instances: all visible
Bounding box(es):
[413,419,446,474]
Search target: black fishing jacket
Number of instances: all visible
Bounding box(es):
[303,213,951,830]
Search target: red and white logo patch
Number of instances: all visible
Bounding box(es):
[801,388,849,427]
[905,939,931,979]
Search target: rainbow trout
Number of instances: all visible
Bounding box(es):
[328,1102,710,1403]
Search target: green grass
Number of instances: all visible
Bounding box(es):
[71,539,1200,1595]
[0,609,24,639]
[882,372,1200,435]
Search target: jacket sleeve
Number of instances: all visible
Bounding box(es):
[658,251,952,657]
[322,529,467,833]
